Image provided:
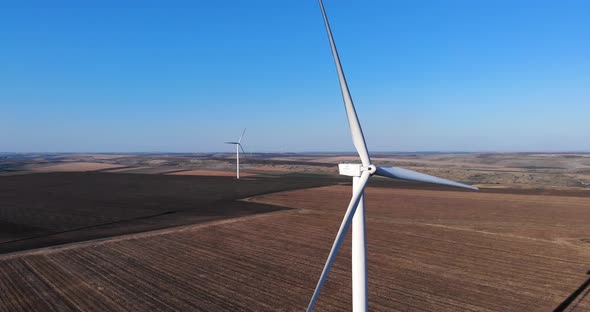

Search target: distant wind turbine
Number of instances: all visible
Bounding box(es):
[307,1,478,311]
[224,128,247,179]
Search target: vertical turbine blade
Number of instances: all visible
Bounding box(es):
[238,143,248,159]
[319,0,371,166]
[307,170,371,312]
[238,128,247,143]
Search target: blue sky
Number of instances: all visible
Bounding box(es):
[1,0,589,153]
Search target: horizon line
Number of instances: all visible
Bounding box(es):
[2,150,590,155]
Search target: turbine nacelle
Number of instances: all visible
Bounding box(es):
[338,163,376,177]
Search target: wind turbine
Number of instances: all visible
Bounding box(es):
[307,1,478,311]
[224,128,247,179]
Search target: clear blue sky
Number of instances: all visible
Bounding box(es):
[1,0,589,153]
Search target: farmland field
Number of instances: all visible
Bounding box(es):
[0,172,335,254]
[1,175,589,311]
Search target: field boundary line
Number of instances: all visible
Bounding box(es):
[0,207,300,260]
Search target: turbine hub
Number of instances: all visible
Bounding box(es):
[364,164,376,175]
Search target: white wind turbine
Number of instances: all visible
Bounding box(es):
[307,1,478,311]
[224,128,247,179]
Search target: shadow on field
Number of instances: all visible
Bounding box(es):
[0,172,340,254]
[553,271,590,312]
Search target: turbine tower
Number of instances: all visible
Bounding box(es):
[307,1,478,311]
[224,128,247,179]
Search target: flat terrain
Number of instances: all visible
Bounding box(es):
[1,153,590,311]
[169,169,256,177]
[3,152,590,188]
[1,180,589,311]
[0,172,335,254]
[27,162,125,172]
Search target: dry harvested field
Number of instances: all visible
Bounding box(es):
[100,166,151,173]
[169,169,255,177]
[247,165,294,173]
[251,185,590,244]
[1,182,590,311]
[4,153,590,188]
[27,162,124,172]
[70,154,132,160]
[98,166,187,174]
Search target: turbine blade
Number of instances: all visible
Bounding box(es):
[238,143,248,159]
[307,170,371,312]
[224,142,239,144]
[238,128,247,143]
[375,166,478,190]
[319,0,371,166]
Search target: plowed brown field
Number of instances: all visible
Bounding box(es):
[1,185,589,311]
[28,162,124,172]
[170,169,255,177]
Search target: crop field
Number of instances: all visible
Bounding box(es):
[1,179,589,311]
[0,172,335,254]
[169,169,255,177]
[4,153,590,189]
[27,162,125,172]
